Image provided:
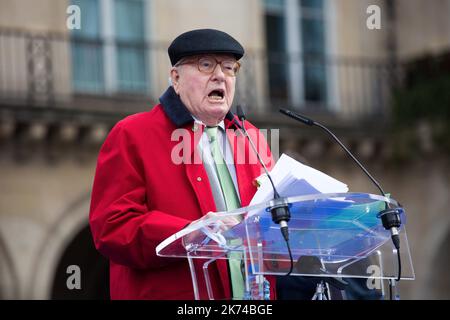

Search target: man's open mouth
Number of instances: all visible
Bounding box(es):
[207,89,225,101]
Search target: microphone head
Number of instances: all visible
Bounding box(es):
[225,111,236,121]
[225,111,235,122]
[279,108,314,126]
[225,111,243,129]
[236,105,246,121]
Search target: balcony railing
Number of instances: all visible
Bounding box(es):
[0,28,398,123]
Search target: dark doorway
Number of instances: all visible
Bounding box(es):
[51,225,109,299]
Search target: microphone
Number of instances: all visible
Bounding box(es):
[226,112,280,197]
[279,109,385,196]
[230,107,291,246]
[279,108,402,279]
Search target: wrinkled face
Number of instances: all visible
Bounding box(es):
[170,54,238,126]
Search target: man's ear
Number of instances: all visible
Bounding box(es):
[170,68,180,94]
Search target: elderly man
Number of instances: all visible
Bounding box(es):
[89,29,275,300]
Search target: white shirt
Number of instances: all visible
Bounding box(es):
[193,117,241,211]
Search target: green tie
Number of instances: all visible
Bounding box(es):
[205,126,245,299]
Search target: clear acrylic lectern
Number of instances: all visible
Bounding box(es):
[156,192,414,300]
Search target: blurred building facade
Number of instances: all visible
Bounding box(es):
[0,0,449,299]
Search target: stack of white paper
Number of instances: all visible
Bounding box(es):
[250,153,349,206]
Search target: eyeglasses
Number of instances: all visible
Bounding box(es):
[175,55,241,77]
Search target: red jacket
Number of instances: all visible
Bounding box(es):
[89,86,276,299]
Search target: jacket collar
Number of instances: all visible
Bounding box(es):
[159,86,194,128]
[159,86,238,129]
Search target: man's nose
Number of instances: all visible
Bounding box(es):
[211,63,226,81]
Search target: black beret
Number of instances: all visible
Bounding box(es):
[168,29,245,66]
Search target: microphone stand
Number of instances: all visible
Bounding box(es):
[227,108,294,276]
[279,108,403,295]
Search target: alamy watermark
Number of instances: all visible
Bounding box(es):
[366,264,382,290]
[366,5,381,30]
[66,5,81,30]
[66,265,81,290]
[170,128,279,167]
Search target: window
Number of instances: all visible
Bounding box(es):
[114,0,147,93]
[70,0,148,95]
[300,0,327,103]
[265,0,288,102]
[71,0,104,93]
[264,0,328,108]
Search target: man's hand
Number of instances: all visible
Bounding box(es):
[203,211,242,233]
[182,211,243,248]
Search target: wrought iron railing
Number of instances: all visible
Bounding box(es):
[0,28,397,122]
